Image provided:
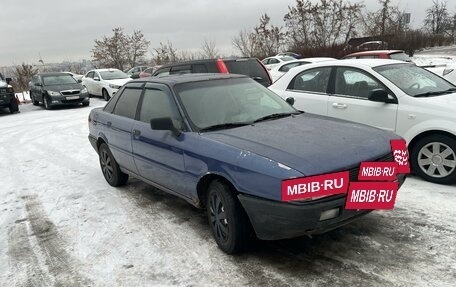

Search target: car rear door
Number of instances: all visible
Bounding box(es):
[131,83,188,195]
[327,67,398,132]
[278,66,332,115]
[104,83,143,174]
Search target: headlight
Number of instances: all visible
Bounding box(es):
[47,90,61,96]
[109,84,121,89]
[81,87,88,94]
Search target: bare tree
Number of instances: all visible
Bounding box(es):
[200,38,219,58]
[92,27,150,70]
[232,29,259,57]
[284,0,363,49]
[13,63,38,98]
[152,41,179,65]
[424,0,450,35]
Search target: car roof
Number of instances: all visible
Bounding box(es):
[286,59,407,70]
[37,72,74,76]
[90,68,122,72]
[346,50,405,57]
[157,58,257,69]
[130,73,248,86]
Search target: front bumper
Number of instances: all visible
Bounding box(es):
[0,93,15,107]
[239,174,407,240]
[49,94,89,106]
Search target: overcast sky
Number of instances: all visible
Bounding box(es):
[0,0,455,67]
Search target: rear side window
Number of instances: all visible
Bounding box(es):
[154,67,171,76]
[170,65,191,75]
[224,59,270,85]
[192,64,208,73]
[279,62,309,72]
[288,67,332,93]
[113,87,142,119]
[389,52,411,62]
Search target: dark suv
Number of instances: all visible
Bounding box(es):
[0,73,19,114]
[152,58,272,87]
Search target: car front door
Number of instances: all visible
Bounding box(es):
[279,67,332,115]
[131,83,188,196]
[327,67,398,132]
[83,71,95,95]
[104,83,143,174]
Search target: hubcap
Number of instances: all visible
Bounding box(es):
[418,142,456,178]
[209,193,229,242]
[100,150,114,181]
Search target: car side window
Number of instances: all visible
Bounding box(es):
[270,58,280,64]
[170,65,191,75]
[87,71,94,79]
[112,87,142,119]
[139,86,182,128]
[192,64,208,73]
[334,67,387,99]
[279,62,308,72]
[154,68,171,76]
[288,67,332,93]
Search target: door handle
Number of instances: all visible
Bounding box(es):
[107,121,112,127]
[132,129,141,138]
[332,103,348,109]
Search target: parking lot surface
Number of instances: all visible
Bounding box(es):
[0,99,455,286]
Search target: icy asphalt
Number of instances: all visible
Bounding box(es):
[0,98,455,287]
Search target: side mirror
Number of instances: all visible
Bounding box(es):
[5,77,12,84]
[77,79,82,83]
[286,97,295,106]
[94,77,100,81]
[368,89,396,104]
[150,117,180,135]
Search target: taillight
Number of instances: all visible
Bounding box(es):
[216,59,229,74]
[258,60,273,86]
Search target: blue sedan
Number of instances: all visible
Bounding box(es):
[88,74,403,254]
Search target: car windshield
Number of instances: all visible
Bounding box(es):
[374,63,456,97]
[100,70,129,80]
[174,78,298,131]
[42,75,77,85]
[389,52,411,62]
[280,56,295,62]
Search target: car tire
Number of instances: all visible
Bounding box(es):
[411,134,456,184]
[102,89,110,101]
[206,179,250,254]
[9,99,19,114]
[83,102,90,107]
[98,143,128,187]
[31,93,39,106]
[43,96,52,110]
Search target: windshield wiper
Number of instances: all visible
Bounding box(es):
[200,122,252,132]
[414,89,456,97]
[253,112,301,123]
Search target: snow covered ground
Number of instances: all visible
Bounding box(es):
[0,99,455,286]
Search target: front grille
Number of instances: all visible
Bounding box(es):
[62,99,83,103]
[348,152,394,181]
[0,88,5,94]
[61,90,80,95]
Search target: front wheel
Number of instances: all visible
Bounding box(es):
[102,89,110,101]
[206,180,251,254]
[9,99,19,113]
[411,135,456,184]
[98,143,128,186]
[43,96,52,110]
[31,93,39,106]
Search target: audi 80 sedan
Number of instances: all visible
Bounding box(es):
[88,74,404,254]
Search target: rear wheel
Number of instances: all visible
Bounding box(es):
[98,143,128,186]
[82,102,89,107]
[9,99,19,113]
[206,180,250,254]
[411,134,456,184]
[102,89,110,101]
[31,93,39,106]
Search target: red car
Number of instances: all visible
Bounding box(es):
[343,50,412,62]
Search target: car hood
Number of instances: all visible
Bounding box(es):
[202,114,398,176]
[411,93,456,113]
[104,78,131,86]
[43,83,83,92]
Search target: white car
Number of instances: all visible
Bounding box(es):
[261,56,295,70]
[63,72,84,82]
[269,57,335,82]
[270,59,456,184]
[81,69,131,100]
[413,55,456,85]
